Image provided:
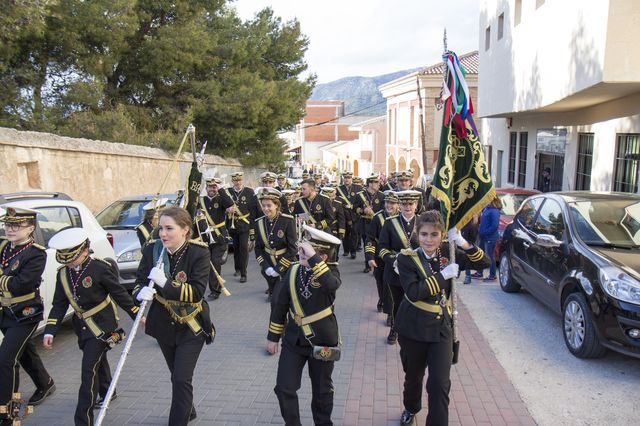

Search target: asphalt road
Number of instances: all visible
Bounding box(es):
[459,280,639,426]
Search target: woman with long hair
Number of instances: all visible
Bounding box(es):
[133,206,214,425]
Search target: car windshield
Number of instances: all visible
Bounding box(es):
[568,199,640,247]
[96,200,147,228]
[499,194,530,216]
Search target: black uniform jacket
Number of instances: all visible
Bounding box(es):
[199,194,234,243]
[353,189,385,222]
[44,257,138,341]
[293,194,335,233]
[336,184,363,223]
[365,210,390,263]
[331,199,346,239]
[0,238,46,326]
[133,239,212,345]
[395,243,490,342]
[224,186,257,236]
[378,214,420,287]
[268,255,341,347]
[254,213,297,275]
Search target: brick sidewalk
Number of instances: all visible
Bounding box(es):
[16,255,535,425]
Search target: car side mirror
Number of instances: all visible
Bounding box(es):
[536,234,562,248]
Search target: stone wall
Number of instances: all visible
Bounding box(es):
[0,127,265,212]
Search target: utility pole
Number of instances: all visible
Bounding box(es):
[416,76,428,173]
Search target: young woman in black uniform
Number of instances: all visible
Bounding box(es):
[0,207,55,426]
[394,210,490,426]
[133,206,213,425]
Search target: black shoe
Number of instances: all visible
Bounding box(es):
[29,379,56,406]
[189,407,197,422]
[350,253,356,259]
[386,315,393,327]
[377,300,383,313]
[342,252,350,257]
[387,330,397,345]
[207,293,220,300]
[233,271,239,277]
[363,266,371,273]
[240,276,247,283]
[94,392,117,409]
[356,246,362,252]
[400,409,415,425]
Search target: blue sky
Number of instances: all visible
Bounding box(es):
[234,0,479,83]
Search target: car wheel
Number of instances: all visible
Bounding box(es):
[562,292,606,359]
[499,253,520,293]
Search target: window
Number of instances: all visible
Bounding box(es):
[498,13,505,40]
[532,199,565,240]
[518,132,528,187]
[36,206,82,245]
[575,133,594,191]
[613,134,640,193]
[515,0,522,26]
[485,26,491,51]
[508,132,517,184]
[517,197,543,228]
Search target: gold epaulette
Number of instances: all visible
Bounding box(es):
[92,257,113,267]
[147,239,157,244]
[189,239,208,248]
[319,193,331,200]
[400,248,418,257]
[32,243,46,251]
[281,213,294,219]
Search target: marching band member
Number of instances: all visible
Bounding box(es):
[44,228,139,426]
[254,188,297,301]
[353,174,385,273]
[395,170,427,214]
[198,177,233,300]
[293,179,335,234]
[378,190,421,345]
[259,172,291,214]
[225,172,258,283]
[266,225,342,426]
[136,197,168,248]
[0,207,55,426]
[394,211,489,426]
[365,190,399,315]
[336,171,362,259]
[281,189,296,212]
[382,172,397,191]
[276,174,290,191]
[320,186,346,241]
[133,206,214,425]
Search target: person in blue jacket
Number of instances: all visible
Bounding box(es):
[473,197,502,281]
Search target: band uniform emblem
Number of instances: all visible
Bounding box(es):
[82,276,93,288]
[315,204,322,211]
[241,195,246,201]
[176,271,188,283]
[214,203,219,208]
[350,192,354,196]
[440,257,449,267]
[318,346,331,359]
[11,260,19,271]
[22,307,35,317]
[310,278,321,289]
[374,199,380,204]
[277,230,284,238]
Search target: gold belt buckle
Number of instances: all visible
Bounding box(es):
[293,313,302,326]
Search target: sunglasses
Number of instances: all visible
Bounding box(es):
[3,223,31,231]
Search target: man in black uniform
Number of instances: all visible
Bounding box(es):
[45,228,139,426]
[266,225,342,426]
[225,172,257,283]
[378,190,421,344]
[320,186,346,241]
[293,179,335,234]
[260,172,291,214]
[198,177,233,300]
[276,174,289,191]
[313,173,323,188]
[365,190,399,315]
[336,171,362,259]
[136,197,168,248]
[383,172,397,191]
[353,174,385,273]
[395,170,428,214]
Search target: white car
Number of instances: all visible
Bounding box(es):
[0,192,118,338]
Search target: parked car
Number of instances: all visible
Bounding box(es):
[96,193,178,289]
[499,191,640,359]
[0,192,117,337]
[495,188,542,238]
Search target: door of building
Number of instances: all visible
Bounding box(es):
[536,153,564,191]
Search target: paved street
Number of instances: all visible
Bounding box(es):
[19,255,537,426]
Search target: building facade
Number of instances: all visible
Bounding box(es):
[479,0,640,192]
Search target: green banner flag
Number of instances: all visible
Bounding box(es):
[431,51,495,231]
[183,161,202,220]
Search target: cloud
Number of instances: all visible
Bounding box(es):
[234,0,479,83]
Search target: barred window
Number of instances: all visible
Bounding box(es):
[575,133,594,191]
[613,134,640,193]
[518,132,528,187]
[508,132,517,184]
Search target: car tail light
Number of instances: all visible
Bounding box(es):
[106,232,114,248]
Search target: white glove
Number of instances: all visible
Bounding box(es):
[393,259,399,275]
[440,263,460,280]
[136,286,157,302]
[148,266,168,288]
[447,228,466,246]
[265,267,279,277]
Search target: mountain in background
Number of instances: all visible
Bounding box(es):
[310,68,422,116]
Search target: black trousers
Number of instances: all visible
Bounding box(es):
[342,212,357,254]
[0,322,51,420]
[261,270,280,296]
[229,229,249,276]
[75,338,110,426]
[373,261,386,311]
[387,283,404,325]
[274,341,335,426]
[208,242,227,295]
[158,332,205,426]
[398,334,452,426]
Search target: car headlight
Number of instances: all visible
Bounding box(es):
[599,266,640,305]
[118,248,142,263]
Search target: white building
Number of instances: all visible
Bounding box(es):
[479,0,640,192]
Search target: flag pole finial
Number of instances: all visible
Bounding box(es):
[443,28,448,53]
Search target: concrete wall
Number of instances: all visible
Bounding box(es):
[0,127,265,212]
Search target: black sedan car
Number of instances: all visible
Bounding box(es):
[499,192,640,359]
